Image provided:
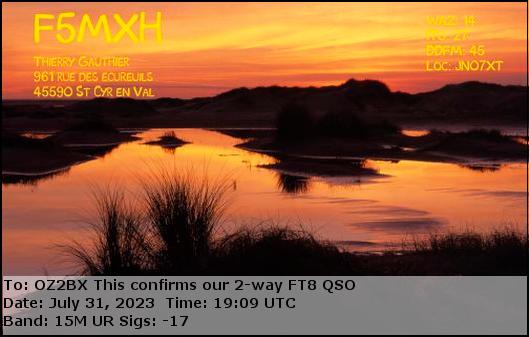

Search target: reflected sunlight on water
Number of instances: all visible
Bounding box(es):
[401,130,430,137]
[2,129,526,274]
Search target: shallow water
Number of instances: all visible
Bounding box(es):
[2,128,526,275]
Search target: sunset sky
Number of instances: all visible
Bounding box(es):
[2,2,527,99]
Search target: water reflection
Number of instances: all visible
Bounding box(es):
[160,146,180,155]
[71,144,122,158]
[276,173,311,194]
[402,129,430,137]
[2,168,70,186]
[459,163,502,172]
[261,156,381,178]
[20,132,53,139]
[2,128,526,274]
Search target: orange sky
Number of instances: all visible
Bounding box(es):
[2,2,527,99]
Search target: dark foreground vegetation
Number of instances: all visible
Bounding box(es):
[62,170,527,276]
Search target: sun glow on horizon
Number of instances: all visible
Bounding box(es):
[2,2,527,99]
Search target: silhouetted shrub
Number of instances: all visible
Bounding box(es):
[318,109,368,138]
[318,109,401,139]
[276,103,315,140]
[160,131,178,141]
[62,188,152,275]
[368,119,401,137]
[275,105,400,141]
[461,129,509,142]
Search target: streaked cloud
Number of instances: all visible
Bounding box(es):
[2,2,526,98]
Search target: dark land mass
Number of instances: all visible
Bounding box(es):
[2,167,71,186]
[260,157,382,178]
[210,128,275,139]
[144,130,189,149]
[49,118,139,146]
[3,79,526,130]
[2,79,526,182]
[2,120,138,181]
[233,128,526,167]
[2,131,91,176]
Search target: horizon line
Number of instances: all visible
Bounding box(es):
[2,78,527,102]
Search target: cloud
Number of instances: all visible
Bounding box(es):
[2,2,527,98]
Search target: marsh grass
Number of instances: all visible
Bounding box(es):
[410,228,527,257]
[399,228,528,274]
[141,168,230,273]
[63,167,232,275]
[159,131,179,141]
[63,169,527,275]
[62,188,153,275]
[213,225,355,275]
